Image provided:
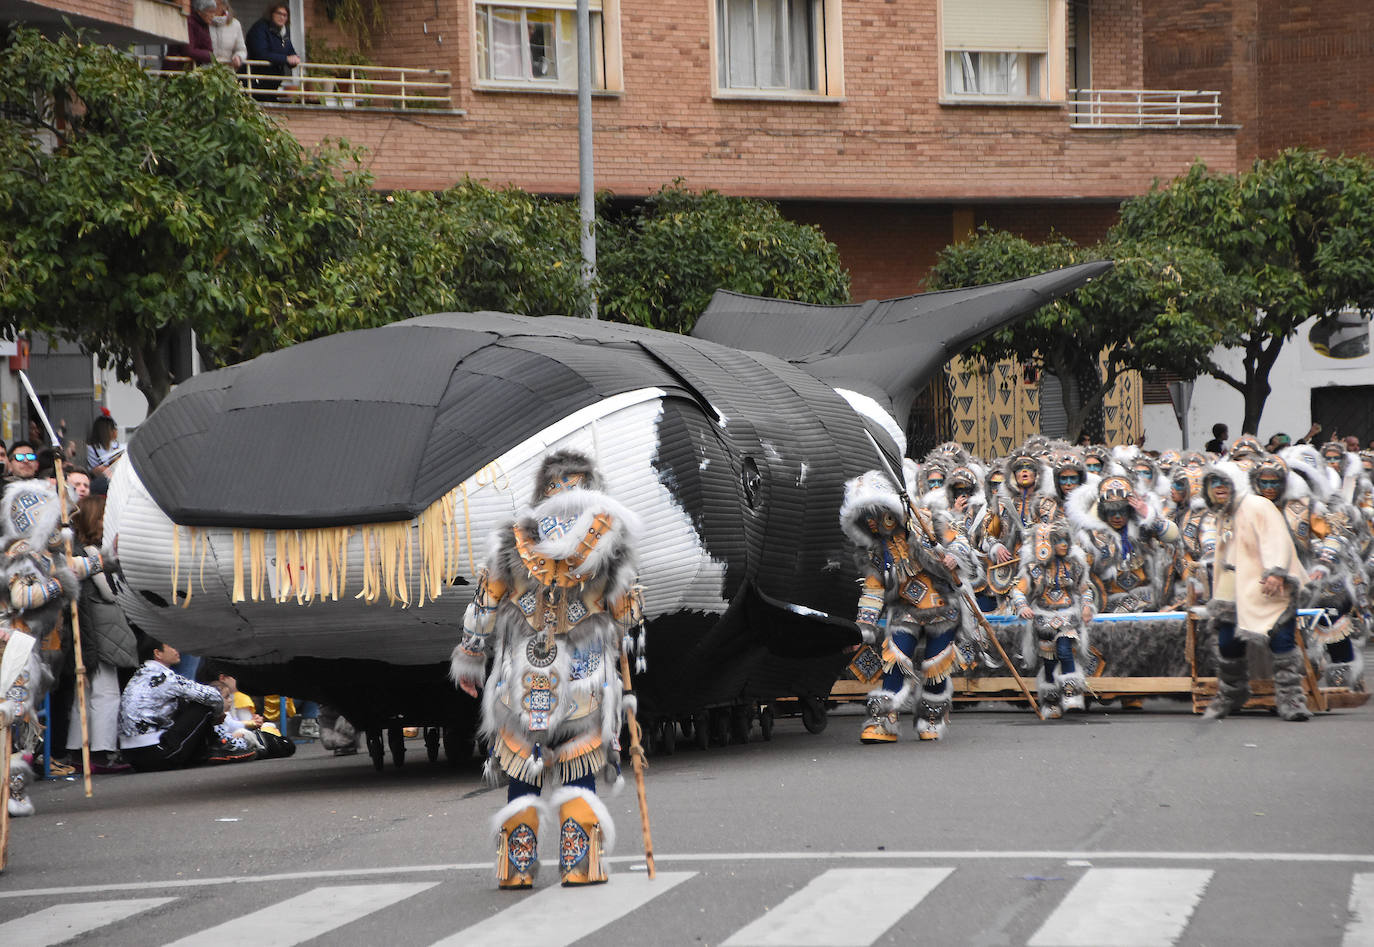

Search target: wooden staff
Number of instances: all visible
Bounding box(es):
[1295,612,1328,714]
[53,455,93,797]
[617,648,656,879]
[19,373,92,796]
[0,721,11,872]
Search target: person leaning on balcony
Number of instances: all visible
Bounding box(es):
[165,0,217,70]
[246,3,300,100]
[211,0,249,73]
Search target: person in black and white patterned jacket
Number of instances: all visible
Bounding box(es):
[118,637,254,771]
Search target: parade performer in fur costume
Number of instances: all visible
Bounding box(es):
[841,470,977,744]
[1271,448,1369,691]
[1068,475,1180,613]
[984,449,1059,602]
[1,481,104,817]
[450,449,644,889]
[1198,461,1312,721]
[1010,521,1095,717]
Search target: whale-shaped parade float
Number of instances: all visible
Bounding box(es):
[104,262,1111,764]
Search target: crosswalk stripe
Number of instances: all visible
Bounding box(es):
[161,882,437,947]
[1028,867,1213,947]
[722,866,953,946]
[430,870,695,947]
[1345,873,1374,946]
[0,897,174,946]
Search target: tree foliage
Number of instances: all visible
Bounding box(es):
[0,32,850,411]
[1114,149,1374,433]
[0,28,375,408]
[926,229,1236,442]
[598,183,851,334]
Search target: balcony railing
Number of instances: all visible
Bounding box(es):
[145,57,452,110]
[1069,89,1222,128]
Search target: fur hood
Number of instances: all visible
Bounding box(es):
[1280,444,1334,503]
[1201,459,1251,514]
[840,470,904,549]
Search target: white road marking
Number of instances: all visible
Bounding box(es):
[1028,867,1213,947]
[3,851,1371,900]
[430,871,695,947]
[722,867,951,946]
[161,882,437,947]
[0,898,173,946]
[1345,873,1374,946]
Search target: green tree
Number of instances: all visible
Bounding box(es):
[0,28,373,409]
[927,229,1236,442]
[1114,149,1374,434]
[274,181,593,347]
[598,183,850,333]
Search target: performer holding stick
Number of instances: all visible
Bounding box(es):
[451,448,650,888]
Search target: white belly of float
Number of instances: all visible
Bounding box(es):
[105,390,730,665]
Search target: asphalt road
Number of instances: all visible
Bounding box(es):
[3,689,1373,946]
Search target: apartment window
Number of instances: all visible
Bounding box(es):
[715,0,842,97]
[474,2,621,91]
[942,0,1056,101]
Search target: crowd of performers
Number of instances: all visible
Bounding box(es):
[840,435,1374,743]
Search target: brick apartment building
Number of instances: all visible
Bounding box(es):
[10,2,1366,447]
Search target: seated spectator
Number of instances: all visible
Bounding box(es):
[6,440,38,482]
[245,3,300,100]
[118,636,254,771]
[166,0,217,69]
[209,678,296,759]
[211,0,248,72]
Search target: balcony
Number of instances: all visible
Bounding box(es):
[145,57,454,111]
[1069,89,1223,128]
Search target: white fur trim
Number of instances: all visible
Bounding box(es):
[550,785,616,856]
[839,471,903,548]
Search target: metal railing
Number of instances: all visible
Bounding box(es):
[145,56,452,109]
[1069,89,1222,128]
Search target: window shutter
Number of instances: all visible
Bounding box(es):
[943,0,1049,52]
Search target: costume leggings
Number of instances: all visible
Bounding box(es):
[1042,636,1077,678]
[508,772,596,803]
[882,628,957,694]
[1216,617,1296,659]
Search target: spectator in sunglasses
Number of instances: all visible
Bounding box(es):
[7,440,39,482]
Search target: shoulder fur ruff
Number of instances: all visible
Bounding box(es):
[840,470,903,548]
[1065,479,1107,535]
[527,487,640,582]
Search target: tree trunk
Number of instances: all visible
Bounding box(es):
[131,341,173,413]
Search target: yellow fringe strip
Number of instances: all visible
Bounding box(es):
[178,474,521,608]
[496,734,545,786]
[557,739,607,784]
[922,643,959,684]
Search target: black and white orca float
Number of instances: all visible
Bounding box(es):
[105,262,1110,747]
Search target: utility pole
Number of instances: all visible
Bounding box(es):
[576,0,596,319]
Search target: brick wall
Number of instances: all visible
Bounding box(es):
[1145,0,1374,163]
[278,0,1237,197]
[1088,0,1142,89]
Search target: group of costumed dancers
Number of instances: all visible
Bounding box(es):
[5,435,1371,885]
[840,434,1373,745]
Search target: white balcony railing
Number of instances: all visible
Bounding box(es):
[1069,89,1222,128]
[145,57,452,110]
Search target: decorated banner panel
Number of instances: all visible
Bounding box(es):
[947,356,1142,458]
